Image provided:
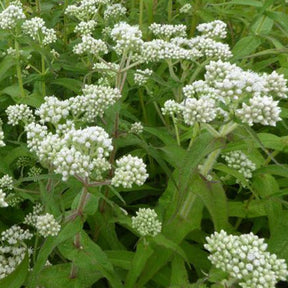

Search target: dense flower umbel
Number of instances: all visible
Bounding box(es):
[74,20,97,35]
[222,151,256,180]
[0,1,26,30]
[73,35,108,56]
[0,175,13,191]
[1,225,32,245]
[104,3,126,21]
[111,155,148,188]
[197,20,227,39]
[132,208,162,237]
[134,69,153,86]
[205,230,288,288]
[35,213,61,237]
[149,23,187,39]
[6,104,35,126]
[22,17,57,45]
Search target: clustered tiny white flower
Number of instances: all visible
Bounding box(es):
[36,96,70,124]
[161,100,182,117]
[0,245,26,279]
[35,213,61,237]
[0,1,26,30]
[141,39,199,62]
[74,20,97,35]
[131,208,162,237]
[263,71,288,99]
[22,17,57,45]
[197,20,227,39]
[24,203,44,226]
[149,23,187,39]
[129,122,144,134]
[104,4,126,21]
[205,230,288,288]
[70,85,121,121]
[0,175,13,190]
[111,22,143,55]
[222,151,256,180]
[134,69,153,86]
[1,225,33,245]
[6,104,35,126]
[0,130,5,147]
[236,95,281,126]
[190,37,232,59]
[65,0,109,21]
[179,3,192,14]
[73,35,108,56]
[111,155,148,188]
[0,189,8,207]
[181,97,217,126]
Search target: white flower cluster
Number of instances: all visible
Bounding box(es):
[182,97,217,126]
[36,96,70,124]
[149,23,187,39]
[26,123,113,181]
[71,84,121,121]
[161,100,182,117]
[104,4,126,21]
[0,189,8,208]
[24,203,44,226]
[205,230,288,288]
[0,175,13,190]
[190,36,232,59]
[129,122,143,134]
[197,20,227,39]
[134,69,153,86]
[236,95,281,126]
[0,245,26,279]
[222,151,256,180]
[1,225,32,245]
[111,155,148,188]
[111,22,143,55]
[22,17,57,45]
[0,1,25,30]
[6,104,35,126]
[74,20,97,35]
[65,0,109,21]
[131,208,162,237]
[35,213,61,237]
[73,35,108,56]
[141,39,200,62]
[161,60,286,127]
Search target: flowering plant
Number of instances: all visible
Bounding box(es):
[0,0,287,287]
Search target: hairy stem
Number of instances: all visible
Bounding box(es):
[14,38,25,98]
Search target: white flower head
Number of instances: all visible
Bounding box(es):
[112,155,148,188]
[0,1,26,30]
[36,213,61,237]
[132,208,162,237]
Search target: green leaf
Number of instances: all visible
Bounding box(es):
[59,232,124,288]
[51,78,83,94]
[232,36,262,59]
[251,16,274,35]
[125,241,154,288]
[0,252,28,288]
[28,218,83,288]
[252,174,282,236]
[105,250,133,270]
[152,234,189,263]
[229,0,262,7]
[170,255,189,286]
[0,56,14,81]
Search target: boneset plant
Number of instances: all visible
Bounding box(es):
[0,0,287,287]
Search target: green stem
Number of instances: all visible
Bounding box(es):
[14,38,25,98]
[172,115,180,146]
[41,55,46,97]
[63,0,69,46]
[139,0,144,27]
[168,0,173,22]
[189,0,201,37]
[139,88,148,124]
[33,233,39,265]
[200,148,221,176]
[179,192,196,219]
